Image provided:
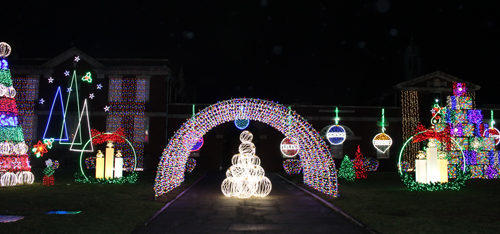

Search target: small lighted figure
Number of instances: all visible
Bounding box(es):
[81,72,92,83]
[48,77,54,83]
[104,105,110,112]
[95,150,104,179]
[114,150,123,178]
[64,70,70,76]
[39,98,45,104]
[67,87,72,92]
[74,56,81,62]
[96,83,103,89]
[43,159,55,186]
[89,93,95,99]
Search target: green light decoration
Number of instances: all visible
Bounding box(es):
[338,155,355,181]
[0,126,24,142]
[81,72,92,83]
[75,133,138,184]
[491,110,495,127]
[60,71,82,145]
[46,211,82,215]
[381,108,385,133]
[0,69,13,87]
[334,107,339,125]
[398,131,470,191]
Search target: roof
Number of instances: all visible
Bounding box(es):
[393,70,481,92]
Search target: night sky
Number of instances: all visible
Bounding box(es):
[3,1,499,106]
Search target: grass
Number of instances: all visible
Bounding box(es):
[2,169,500,234]
[280,171,500,234]
[0,168,205,234]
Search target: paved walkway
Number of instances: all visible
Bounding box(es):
[133,172,373,234]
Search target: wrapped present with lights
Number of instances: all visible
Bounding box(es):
[43,175,54,186]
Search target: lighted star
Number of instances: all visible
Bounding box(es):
[67,87,72,92]
[104,105,110,112]
[74,56,81,62]
[64,70,70,76]
[32,141,48,158]
[431,109,436,114]
[89,93,95,99]
[48,77,54,83]
[97,83,103,90]
[39,98,45,104]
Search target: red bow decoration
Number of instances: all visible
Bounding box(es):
[412,123,452,151]
[90,127,126,144]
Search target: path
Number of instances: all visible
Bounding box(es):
[133,172,374,234]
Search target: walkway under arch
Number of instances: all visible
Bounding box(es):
[154,98,338,197]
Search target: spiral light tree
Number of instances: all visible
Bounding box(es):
[221,130,271,198]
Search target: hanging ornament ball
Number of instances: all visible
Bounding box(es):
[235,119,250,130]
[190,137,204,151]
[0,42,11,58]
[326,125,346,145]
[280,137,300,157]
[372,133,393,153]
[240,130,253,143]
[484,127,500,145]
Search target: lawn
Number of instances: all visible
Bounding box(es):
[0,168,203,234]
[2,169,499,234]
[281,171,500,234]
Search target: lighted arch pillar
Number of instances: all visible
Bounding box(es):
[154,98,338,197]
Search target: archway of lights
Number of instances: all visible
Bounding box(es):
[154,98,338,197]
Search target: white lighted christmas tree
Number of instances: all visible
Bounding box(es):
[221,130,271,198]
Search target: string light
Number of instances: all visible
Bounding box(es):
[60,71,81,145]
[155,98,338,198]
[338,155,355,181]
[185,158,196,173]
[401,90,420,171]
[0,47,32,187]
[283,159,302,174]
[69,99,94,152]
[108,78,145,171]
[43,87,68,141]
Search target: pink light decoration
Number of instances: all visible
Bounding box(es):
[154,98,338,197]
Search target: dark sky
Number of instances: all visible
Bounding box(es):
[3,0,499,106]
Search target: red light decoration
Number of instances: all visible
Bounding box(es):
[90,127,126,145]
[32,141,48,158]
[353,145,367,179]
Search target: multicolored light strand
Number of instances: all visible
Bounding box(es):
[283,159,302,175]
[154,98,338,197]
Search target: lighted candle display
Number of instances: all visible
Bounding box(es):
[95,150,104,179]
[114,150,123,178]
[105,141,114,179]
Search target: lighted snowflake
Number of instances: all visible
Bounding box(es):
[89,93,95,99]
[64,70,70,76]
[74,56,81,62]
[39,98,45,104]
[48,77,54,83]
[67,87,72,92]
[97,83,103,90]
[104,105,110,112]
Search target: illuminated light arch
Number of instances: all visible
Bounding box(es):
[154,98,338,197]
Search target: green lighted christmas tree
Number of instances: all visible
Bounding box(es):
[338,155,355,181]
